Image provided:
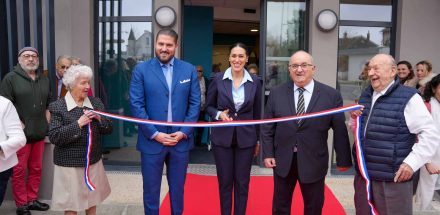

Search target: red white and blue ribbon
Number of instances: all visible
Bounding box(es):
[84,104,362,191]
[92,104,362,127]
[354,116,379,215]
[84,124,96,191]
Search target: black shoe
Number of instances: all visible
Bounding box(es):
[27,200,49,211]
[16,205,31,215]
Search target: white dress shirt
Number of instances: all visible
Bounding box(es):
[215,68,253,120]
[0,96,27,172]
[293,80,314,113]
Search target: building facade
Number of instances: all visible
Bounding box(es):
[1,0,440,199]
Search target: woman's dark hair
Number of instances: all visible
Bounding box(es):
[397,60,415,83]
[229,42,248,56]
[423,74,440,102]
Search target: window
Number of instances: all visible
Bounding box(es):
[333,0,395,174]
[264,0,307,93]
[337,0,394,103]
[96,0,153,165]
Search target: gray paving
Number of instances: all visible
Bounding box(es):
[1,164,439,215]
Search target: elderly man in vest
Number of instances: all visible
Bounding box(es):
[350,54,440,215]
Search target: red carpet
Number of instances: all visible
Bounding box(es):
[160,173,345,215]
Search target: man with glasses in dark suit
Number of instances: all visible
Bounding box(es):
[262,50,352,215]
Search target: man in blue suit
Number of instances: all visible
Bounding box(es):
[130,28,200,215]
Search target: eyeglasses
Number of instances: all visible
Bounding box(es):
[21,54,38,60]
[197,70,203,73]
[289,63,313,70]
[60,65,70,70]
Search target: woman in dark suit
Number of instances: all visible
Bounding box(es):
[48,65,112,215]
[206,42,262,215]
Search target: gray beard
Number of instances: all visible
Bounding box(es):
[19,62,39,72]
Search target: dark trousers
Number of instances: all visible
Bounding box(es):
[212,136,255,215]
[273,153,325,215]
[0,168,13,206]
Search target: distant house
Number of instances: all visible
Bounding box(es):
[338,31,389,81]
[125,28,152,61]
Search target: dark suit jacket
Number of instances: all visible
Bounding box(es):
[129,57,201,154]
[262,80,352,183]
[206,72,262,148]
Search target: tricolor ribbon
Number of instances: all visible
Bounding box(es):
[84,124,96,191]
[92,104,362,127]
[85,104,363,191]
[354,116,379,215]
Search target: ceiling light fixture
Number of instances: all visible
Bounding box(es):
[250,29,259,32]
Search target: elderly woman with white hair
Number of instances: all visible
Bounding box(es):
[48,65,112,215]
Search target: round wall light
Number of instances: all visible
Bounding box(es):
[155,6,176,28]
[316,9,338,32]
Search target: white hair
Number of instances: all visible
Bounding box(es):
[62,65,93,90]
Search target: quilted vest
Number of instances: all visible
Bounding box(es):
[356,81,417,181]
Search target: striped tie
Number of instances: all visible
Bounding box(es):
[297,87,305,126]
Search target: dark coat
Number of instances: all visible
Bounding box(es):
[206,71,262,148]
[262,80,352,183]
[48,97,112,167]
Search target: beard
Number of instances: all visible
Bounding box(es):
[156,50,173,64]
[19,61,39,72]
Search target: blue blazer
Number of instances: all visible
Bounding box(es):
[129,58,201,154]
[206,71,262,148]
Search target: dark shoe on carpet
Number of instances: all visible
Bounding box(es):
[16,205,31,215]
[27,200,49,211]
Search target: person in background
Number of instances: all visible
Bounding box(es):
[397,60,418,88]
[70,57,82,66]
[415,74,440,210]
[48,65,112,215]
[0,47,51,215]
[247,63,259,75]
[262,50,352,215]
[350,54,439,215]
[416,60,437,94]
[129,28,200,215]
[206,42,262,215]
[195,65,207,146]
[55,55,72,99]
[0,96,26,207]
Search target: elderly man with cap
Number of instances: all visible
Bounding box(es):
[0,47,51,215]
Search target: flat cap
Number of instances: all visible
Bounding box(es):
[18,47,39,57]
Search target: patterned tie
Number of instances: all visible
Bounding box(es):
[297,87,305,126]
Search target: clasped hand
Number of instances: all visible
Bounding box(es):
[154,132,185,146]
[77,110,101,128]
[219,109,233,121]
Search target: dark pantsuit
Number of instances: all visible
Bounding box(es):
[212,135,254,215]
[354,173,412,215]
[0,168,13,206]
[273,153,325,215]
[141,147,189,215]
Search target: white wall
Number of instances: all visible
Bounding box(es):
[54,0,93,67]
[396,0,440,69]
[154,0,182,58]
[309,0,340,88]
